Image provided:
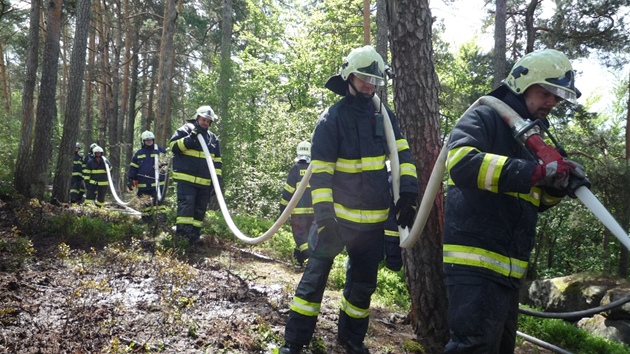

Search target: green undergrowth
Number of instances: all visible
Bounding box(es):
[518,305,630,354]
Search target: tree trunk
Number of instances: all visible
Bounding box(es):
[376,0,388,104]
[84,5,96,148]
[14,0,41,197]
[156,0,179,145]
[620,73,630,277]
[363,0,370,44]
[124,14,140,177]
[218,0,233,126]
[52,0,92,203]
[493,0,507,89]
[525,0,539,53]
[30,0,63,200]
[121,0,132,172]
[0,41,10,113]
[387,0,448,351]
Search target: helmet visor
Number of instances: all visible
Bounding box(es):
[539,83,577,104]
[354,72,385,86]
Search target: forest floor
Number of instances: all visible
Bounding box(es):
[0,195,551,354]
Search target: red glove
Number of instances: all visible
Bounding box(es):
[531,159,574,189]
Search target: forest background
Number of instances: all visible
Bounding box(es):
[1,0,630,350]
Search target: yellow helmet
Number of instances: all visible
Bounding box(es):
[325,45,386,95]
[503,49,580,103]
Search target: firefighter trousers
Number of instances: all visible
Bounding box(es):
[444,275,519,354]
[176,181,211,241]
[283,225,383,346]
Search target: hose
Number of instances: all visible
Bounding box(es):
[518,294,630,321]
[154,145,162,201]
[103,156,142,215]
[197,94,399,245]
[198,134,312,244]
[516,331,573,354]
[399,98,483,248]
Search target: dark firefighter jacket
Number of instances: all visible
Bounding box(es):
[84,156,110,186]
[128,145,167,191]
[280,160,313,217]
[169,120,222,188]
[310,94,419,231]
[73,152,84,178]
[444,87,566,289]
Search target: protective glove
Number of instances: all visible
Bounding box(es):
[566,160,591,198]
[394,192,418,229]
[531,159,573,189]
[383,240,402,271]
[183,131,200,149]
[126,179,137,192]
[317,217,339,239]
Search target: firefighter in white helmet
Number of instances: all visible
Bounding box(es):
[169,105,222,244]
[280,45,419,354]
[443,49,586,353]
[84,146,110,207]
[127,130,168,223]
[280,141,314,266]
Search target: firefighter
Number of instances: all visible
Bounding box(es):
[84,146,109,207]
[70,142,85,204]
[280,141,315,266]
[280,45,419,354]
[443,49,587,353]
[169,105,222,244]
[127,131,168,223]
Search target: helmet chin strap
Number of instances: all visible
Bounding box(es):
[348,79,375,100]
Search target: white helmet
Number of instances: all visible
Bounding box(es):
[325,45,386,96]
[296,141,311,157]
[93,146,104,154]
[141,130,155,141]
[195,105,218,122]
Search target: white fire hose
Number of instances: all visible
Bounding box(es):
[103,156,142,215]
[409,96,630,250]
[198,94,404,245]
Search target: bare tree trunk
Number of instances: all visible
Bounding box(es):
[525,0,539,53]
[363,0,370,44]
[14,0,41,196]
[620,74,630,277]
[108,0,123,189]
[124,4,140,175]
[376,0,388,104]
[0,41,10,113]
[52,0,92,203]
[156,0,179,145]
[121,0,132,170]
[84,4,96,147]
[493,0,507,89]
[218,0,233,123]
[388,0,448,351]
[30,0,63,200]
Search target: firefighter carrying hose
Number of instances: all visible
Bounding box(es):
[280,141,315,267]
[280,45,419,354]
[443,49,587,353]
[127,130,168,223]
[169,105,222,244]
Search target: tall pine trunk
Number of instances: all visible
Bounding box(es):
[30,0,63,200]
[15,0,41,197]
[52,0,92,202]
[388,0,448,351]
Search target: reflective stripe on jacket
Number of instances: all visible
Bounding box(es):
[169,120,222,188]
[444,90,565,288]
[310,95,418,231]
[281,160,314,216]
[128,145,167,191]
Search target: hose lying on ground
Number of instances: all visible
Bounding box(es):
[519,294,630,321]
